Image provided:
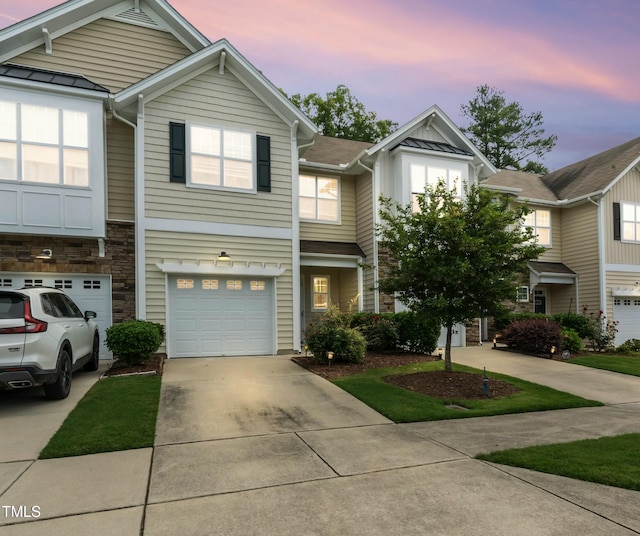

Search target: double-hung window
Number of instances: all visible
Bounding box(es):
[410,164,462,212]
[524,209,551,246]
[0,101,89,186]
[621,202,640,242]
[299,175,339,222]
[312,276,330,311]
[189,125,254,191]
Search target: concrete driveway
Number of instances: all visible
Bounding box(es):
[1,350,639,535]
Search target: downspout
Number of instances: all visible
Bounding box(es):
[357,158,378,312]
[588,195,607,317]
[291,120,301,352]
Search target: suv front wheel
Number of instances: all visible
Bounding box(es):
[44,347,72,400]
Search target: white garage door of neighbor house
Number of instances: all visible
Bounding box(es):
[1,273,112,359]
[168,276,274,357]
[613,298,640,346]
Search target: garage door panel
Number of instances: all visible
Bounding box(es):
[613,298,640,346]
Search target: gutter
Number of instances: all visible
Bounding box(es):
[357,158,379,313]
[587,195,607,316]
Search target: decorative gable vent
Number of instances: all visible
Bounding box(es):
[112,8,161,29]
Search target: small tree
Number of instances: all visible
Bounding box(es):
[377,182,544,371]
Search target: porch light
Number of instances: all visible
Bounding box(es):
[218,251,230,261]
[437,347,443,359]
[35,249,53,260]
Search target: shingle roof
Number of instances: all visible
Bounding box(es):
[300,135,373,167]
[0,63,110,92]
[528,261,576,275]
[482,169,558,202]
[542,137,640,199]
[393,137,474,156]
[300,240,365,257]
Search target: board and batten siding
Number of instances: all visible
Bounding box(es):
[299,174,357,241]
[536,207,562,263]
[106,117,135,221]
[145,231,294,353]
[605,169,640,266]
[143,69,293,228]
[9,18,191,92]
[355,171,375,312]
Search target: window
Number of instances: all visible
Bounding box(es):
[517,286,529,302]
[0,101,89,186]
[55,280,72,289]
[312,276,329,311]
[188,125,253,190]
[227,280,242,290]
[177,279,194,289]
[202,279,219,290]
[250,281,265,291]
[83,280,101,289]
[299,175,339,222]
[524,209,551,246]
[410,164,462,211]
[621,202,640,242]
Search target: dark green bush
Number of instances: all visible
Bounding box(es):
[502,318,562,355]
[106,320,165,366]
[394,311,440,354]
[493,312,552,332]
[616,339,640,355]
[553,312,594,340]
[305,307,366,363]
[561,327,583,353]
[356,315,398,351]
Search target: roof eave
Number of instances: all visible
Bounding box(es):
[0,75,111,101]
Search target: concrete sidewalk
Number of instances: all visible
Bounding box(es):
[1,350,639,535]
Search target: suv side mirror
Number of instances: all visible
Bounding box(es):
[84,311,97,320]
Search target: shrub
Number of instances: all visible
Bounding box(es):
[616,339,640,355]
[394,311,440,354]
[493,312,552,332]
[582,306,618,352]
[553,312,594,340]
[357,315,398,351]
[304,307,366,363]
[561,327,583,353]
[502,318,562,355]
[106,320,165,366]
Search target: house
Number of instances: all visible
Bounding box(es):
[482,137,640,345]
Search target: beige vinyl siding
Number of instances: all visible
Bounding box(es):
[106,116,135,221]
[605,169,640,265]
[556,203,600,311]
[537,207,562,263]
[605,270,640,322]
[145,231,293,352]
[355,171,375,312]
[300,175,356,241]
[144,68,292,228]
[301,267,358,322]
[9,18,190,92]
[339,269,360,311]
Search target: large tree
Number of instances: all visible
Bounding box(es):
[460,85,558,174]
[288,84,397,143]
[377,182,544,371]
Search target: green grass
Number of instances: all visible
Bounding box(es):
[567,354,640,377]
[333,361,602,422]
[477,434,640,491]
[40,375,162,459]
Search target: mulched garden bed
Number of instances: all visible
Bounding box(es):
[101,354,165,378]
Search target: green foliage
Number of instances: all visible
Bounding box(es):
[356,315,398,351]
[552,312,595,340]
[615,339,640,355]
[582,306,618,352]
[394,311,440,354]
[460,84,557,173]
[305,307,366,363]
[106,320,165,366]
[287,84,397,143]
[502,318,562,355]
[377,181,544,370]
[561,327,583,353]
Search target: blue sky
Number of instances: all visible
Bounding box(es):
[2,0,639,171]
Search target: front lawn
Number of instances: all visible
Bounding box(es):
[332,361,602,422]
[567,354,640,377]
[477,434,640,491]
[40,375,161,459]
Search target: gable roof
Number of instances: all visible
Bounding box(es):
[481,169,558,203]
[114,39,317,141]
[393,137,474,157]
[0,0,209,63]
[300,136,373,168]
[542,137,640,200]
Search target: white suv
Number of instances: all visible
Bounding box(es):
[0,287,100,399]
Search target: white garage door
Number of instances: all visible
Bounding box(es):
[613,298,640,346]
[0,272,112,359]
[168,276,274,357]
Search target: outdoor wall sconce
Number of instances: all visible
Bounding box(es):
[218,251,230,261]
[35,249,53,260]
[327,351,334,366]
[437,347,443,359]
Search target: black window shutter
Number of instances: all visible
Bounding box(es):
[613,202,621,241]
[256,135,271,192]
[169,122,186,183]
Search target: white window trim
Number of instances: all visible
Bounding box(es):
[185,122,257,194]
[299,175,341,224]
[517,285,529,302]
[311,274,330,312]
[620,201,640,243]
[525,209,552,247]
[403,154,468,210]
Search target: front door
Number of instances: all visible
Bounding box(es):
[534,289,547,314]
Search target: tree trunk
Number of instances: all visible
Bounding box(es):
[444,323,453,372]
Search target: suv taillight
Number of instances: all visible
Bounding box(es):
[24,300,48,333]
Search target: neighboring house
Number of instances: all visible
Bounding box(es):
[483,137,640,345]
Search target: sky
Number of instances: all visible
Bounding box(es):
[1,0,639,171]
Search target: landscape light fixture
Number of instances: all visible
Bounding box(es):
[35,249,53,260]
[218,251,230,261]
[327,351,334,366]
[437,347,443,359]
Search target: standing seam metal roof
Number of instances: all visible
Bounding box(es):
[0,63,110,92]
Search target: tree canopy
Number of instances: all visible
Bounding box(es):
[288,84,397,143]
[460,85,558,174]
[377,182,544,370]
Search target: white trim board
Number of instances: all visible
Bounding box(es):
[146,218,293,240]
